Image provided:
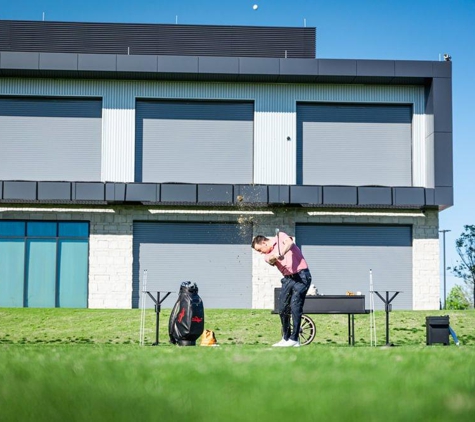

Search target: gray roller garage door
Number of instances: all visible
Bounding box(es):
[0,97,102,181]
[133,222,252,309]
[295,224,413,310]
[297,103,412,186]
[135,100,254,184]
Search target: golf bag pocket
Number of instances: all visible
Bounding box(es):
[168,281,205,346]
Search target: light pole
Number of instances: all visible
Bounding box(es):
[439,229,451,309]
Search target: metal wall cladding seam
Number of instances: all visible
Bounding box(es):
[295,224,413,310]
[135,100,254,184]
[132,222,252,309]
[297,103,413,186]
[0,97,102,181]
[0,21,316,58]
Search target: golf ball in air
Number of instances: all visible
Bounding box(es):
[253,5,258,10]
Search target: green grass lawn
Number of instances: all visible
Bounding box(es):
[1,308,474,421]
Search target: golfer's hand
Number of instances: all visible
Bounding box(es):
[268,255,279,265]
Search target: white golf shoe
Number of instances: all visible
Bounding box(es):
[272,338,289,347]
[282,339,300,347]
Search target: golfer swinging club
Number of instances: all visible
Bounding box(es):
[252,230,312,347]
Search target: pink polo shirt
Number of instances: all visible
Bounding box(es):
[264,232,308,276]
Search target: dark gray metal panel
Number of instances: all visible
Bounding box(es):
[434,132,453,187]
[395,61,433,77]
[393,187,425,206]
[290,186,322,204]
[157,55,199,73]
[434,187,453,207]
[132,222,252,309]
[105,183,126,202]
[432,78,453,133]
[199,56,239,74]
[279,58,318,76]
[433,62,451,78]
[1,51,39,69]
[197,184,233,203]
[318,59,356,76]
[3,181,37,200]
[125,183,158,202]
[425,189,435,206]
[323,187,357,205]
[115,183,126,201]
[297,103,412,186]
[356,60,395,77]
[116,55,158,72]
[39,53,77,70]
[0,181,2,199]
[78,54,117,71]
[268,185,290,204]
[390,76,428,85]
[0,98,102,181]
[0,21,316,59]
[105,183,114,201]
[74,183,105,201]
[296,224,413,310]
[234,185,268,203]
[238,57,280,75]
[358,187,393,205]
[37,182,71,200]
[136,100,253,184]
[161,184,197,202]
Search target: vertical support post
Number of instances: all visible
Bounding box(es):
[439,229,451,309]
[385,291,390,345]
[153,292,161,346]
[351,314,355,346]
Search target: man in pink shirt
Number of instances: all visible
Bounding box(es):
[252,231,312,347]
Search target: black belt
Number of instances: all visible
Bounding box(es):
[286,269,308,279]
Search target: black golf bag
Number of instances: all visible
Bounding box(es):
[168,281,205,346]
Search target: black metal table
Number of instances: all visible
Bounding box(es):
[273,290,369,345]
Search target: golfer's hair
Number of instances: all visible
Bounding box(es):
[251,235,268,249]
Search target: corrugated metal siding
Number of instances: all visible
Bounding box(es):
[0,97,102,181]
[297,103,413,186]
[135,100,254,184]
[0,20,316,58]
[0,78,427,186]
[132,222,252,309]
[296,224,413,310]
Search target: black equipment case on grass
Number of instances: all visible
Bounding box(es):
[426,315,450,345]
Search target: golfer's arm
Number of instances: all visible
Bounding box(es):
[279,237,294,257]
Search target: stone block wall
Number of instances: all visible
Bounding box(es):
[0,205,440,310]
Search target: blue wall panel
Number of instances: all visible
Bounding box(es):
[26,239,57,308]
[0,239,25,307]
[58,240,88,308]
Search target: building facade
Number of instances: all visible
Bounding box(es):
[0,21,453,310]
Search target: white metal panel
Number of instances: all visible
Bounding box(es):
[0,78,427,186]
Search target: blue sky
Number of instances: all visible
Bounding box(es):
[2,0,474,297]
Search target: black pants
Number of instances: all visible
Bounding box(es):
[278,269,312,341]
